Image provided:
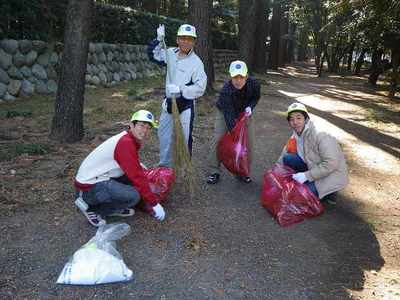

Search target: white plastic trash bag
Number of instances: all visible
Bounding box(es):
[57,223,133,285]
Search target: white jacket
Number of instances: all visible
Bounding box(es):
[148,40,207,99]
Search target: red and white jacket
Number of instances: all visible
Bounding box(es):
[75,130,159,206]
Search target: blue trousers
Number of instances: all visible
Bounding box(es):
[80,175,140,217]
[282,153,319,198]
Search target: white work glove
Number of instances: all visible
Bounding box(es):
[292,172,307,184]
[156,24,165,41]
[161,99,168,111]
[152,203,165,221]
[167,84,180,95]
[162,98,168,111]
[245,106,252,116]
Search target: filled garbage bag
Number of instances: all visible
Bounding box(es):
[144,167,176,201]
[137,167,176,213]
[57,223,133,285]
[217,114,250,177]
[261,164,324,227]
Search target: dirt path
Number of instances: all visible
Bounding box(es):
[1,63,399,299]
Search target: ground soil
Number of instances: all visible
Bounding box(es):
[0,63,399,299]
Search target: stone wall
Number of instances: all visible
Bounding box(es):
[0,39,238,103]
[213,49,239,73]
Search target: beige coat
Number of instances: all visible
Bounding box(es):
[278,120,349,198]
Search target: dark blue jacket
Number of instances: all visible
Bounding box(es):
[216,76,260,131]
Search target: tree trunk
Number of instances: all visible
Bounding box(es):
[269,1,282,70]
[353,48,367,75]
[50,0,93,143]
[347,42,354,72]
[239,0,257,71]
[158,0,168,15]
[188,0,214,92]
[389,49,400,98]
[315,48,321,74]
[253,0,268,73]
[368,48,384,86]
[318,50,325,77]
[310,0,324,76]
[279,13,288,66]
[287,22,296,63]
[297,28,309,61]
[327,44,344,73]
[169,0,186,19]
[142,0,159,13]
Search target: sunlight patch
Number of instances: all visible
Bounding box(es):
[277,90,306,98]
[348,142,400,175]
[111,92,125,98]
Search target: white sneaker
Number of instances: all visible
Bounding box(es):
[75,196,105,227]
[83,211,106,227]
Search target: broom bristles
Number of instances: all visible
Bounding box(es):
[171,96,195,198]
[160,38,195,198]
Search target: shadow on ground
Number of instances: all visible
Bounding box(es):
[0,179,384,299]
[0,64,390,299]
[270,71,400,159]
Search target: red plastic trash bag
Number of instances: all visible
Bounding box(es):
[261,164,324,227]
[217,114,250,176]
[144,167,176,200]
[138,167,176,213]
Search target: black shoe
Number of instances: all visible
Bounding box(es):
[321,193,337,205]
[236,176,252,184]
[81,210,106,227]
[207,173,220,184]
[109,208,135,217]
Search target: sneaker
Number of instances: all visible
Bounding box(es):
[322,193,337,205]
[236,176,252,184]
[207,173,220,184]
[82,210,106,227]
[75,197,106,227]
[109,208,135,217]
[326,198,337,205]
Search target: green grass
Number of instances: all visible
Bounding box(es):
[5,110,33,118]
[126,76,164,98]
[0,143,54,161]
[0,76,166,150]
[82,76,164,126]
[0,94,55,118]
[15,143,52,155]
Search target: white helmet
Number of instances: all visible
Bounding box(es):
[130,110,158,128]
[286,103,309,119]
[177,24,197,38]
[229,60,248,77]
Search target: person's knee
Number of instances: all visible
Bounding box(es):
[83,182,111,205]
[125,189,141,207]
[127,197,140,207]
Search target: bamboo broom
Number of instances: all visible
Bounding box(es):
[161,37,195,198]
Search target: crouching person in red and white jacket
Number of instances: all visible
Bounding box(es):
[74,110,165,227]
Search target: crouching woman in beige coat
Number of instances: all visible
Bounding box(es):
[277,103,349,202]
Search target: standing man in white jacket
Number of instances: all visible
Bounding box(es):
[147,23,207,167]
